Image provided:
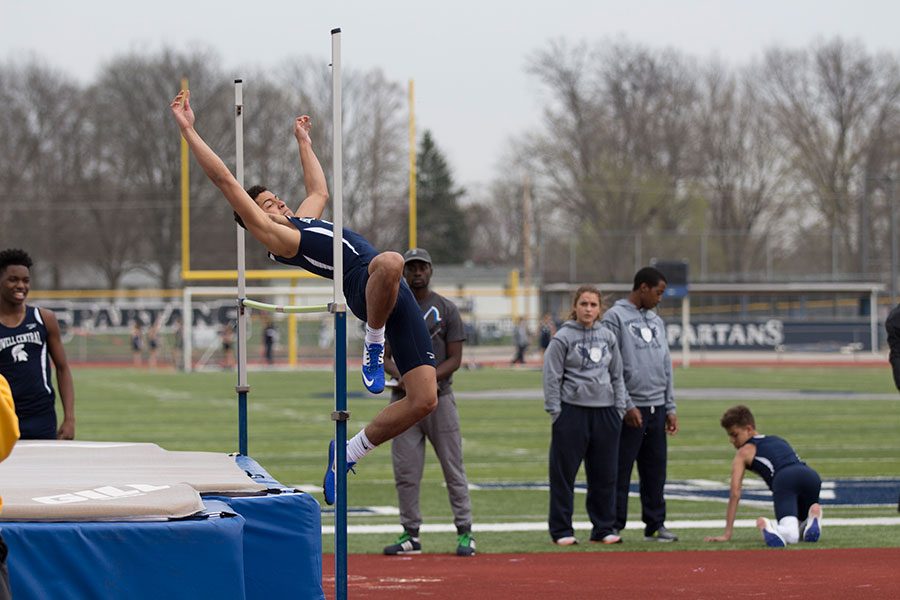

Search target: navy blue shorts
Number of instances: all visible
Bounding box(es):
[343,266,435,375]
[17,409,57,440]
[771,464,821,520]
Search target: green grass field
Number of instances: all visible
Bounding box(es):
[69,363,900,554]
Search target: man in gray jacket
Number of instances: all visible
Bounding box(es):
[601,267,679,542]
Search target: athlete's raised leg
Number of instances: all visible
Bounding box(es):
[360,252,404,394]
[323,365,437,505]
[365,252,404,328]
[361,365,437,445]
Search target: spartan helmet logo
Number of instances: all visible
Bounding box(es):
[576,343,606,367]
[629,323,657,344]
[11,344,28,363]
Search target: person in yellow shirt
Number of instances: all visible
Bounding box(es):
[0,373,20,600]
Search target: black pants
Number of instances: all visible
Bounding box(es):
[548,404,621,541]
[0,535,10,600]
[615,405,668,535]
[511,344,527,364]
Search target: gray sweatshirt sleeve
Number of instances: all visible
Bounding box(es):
[601,311,635,411]
[664,342,676,414]
[542,337,567,420]
[608,335,629,418]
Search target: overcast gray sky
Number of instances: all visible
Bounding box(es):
[3,1,898,188]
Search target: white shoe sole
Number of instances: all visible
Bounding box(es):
[554,537,578,546]
[757,517,786,548]
[804,504,822,542]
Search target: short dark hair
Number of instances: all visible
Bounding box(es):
[633,266,667,291]
[720,405,755,430]
[246,185,267,200]
[0,248,33,273]
[234,185,269,230]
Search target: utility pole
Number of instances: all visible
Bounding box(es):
[408,79,417,249]
[523,175,533,323]
[890,174,897,304]
[861,177,869,278]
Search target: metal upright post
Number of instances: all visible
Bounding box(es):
[234,79,250,456]
[331,27,349,600]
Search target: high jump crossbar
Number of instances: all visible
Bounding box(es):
[240,299,330,314]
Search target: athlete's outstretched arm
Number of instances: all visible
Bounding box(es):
[292,115,329,219]
[169,90,299,257]
[705,445,753,542]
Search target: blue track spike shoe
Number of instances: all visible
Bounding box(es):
[757,517,786,548]
[803,504,822,542]
[361,342,385,394]
[323,439,356,506]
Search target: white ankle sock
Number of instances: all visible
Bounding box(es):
[777,516,800,544]
[346,429,376,463]
[365,325,385,346]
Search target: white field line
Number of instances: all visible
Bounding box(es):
[323,516,900,535]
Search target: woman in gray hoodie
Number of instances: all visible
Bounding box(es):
[543,285,628,546]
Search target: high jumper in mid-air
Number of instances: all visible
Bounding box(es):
[169,89,438,505]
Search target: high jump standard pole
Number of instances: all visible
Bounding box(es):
[234,79,250,456]
[330,27,350,600]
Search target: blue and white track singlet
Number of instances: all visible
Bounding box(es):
[0,306,57,437]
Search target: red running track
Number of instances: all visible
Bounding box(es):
[323,548,900,599]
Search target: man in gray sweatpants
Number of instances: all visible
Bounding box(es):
[382,248,475,557]
[601,266,679,542]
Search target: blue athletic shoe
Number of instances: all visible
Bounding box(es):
[361,342,385,394]
[803,504,822,542]
[323,439,356,506]
[757,517,786,548]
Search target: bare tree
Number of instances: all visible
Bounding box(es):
[695,62,790,279]
[87,47,228,288]
[758,38,900,277]
[0,59,88,287]
[523,39,701,280]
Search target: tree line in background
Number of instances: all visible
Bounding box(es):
[514,37,900,283]
[1,36,898,289]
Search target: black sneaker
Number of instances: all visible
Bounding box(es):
[383,532,422,555]
[644,526,678,542]
[456,532,476,556]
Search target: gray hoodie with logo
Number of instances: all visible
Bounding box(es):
[600,298,675,414]
[542,320,628,422]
